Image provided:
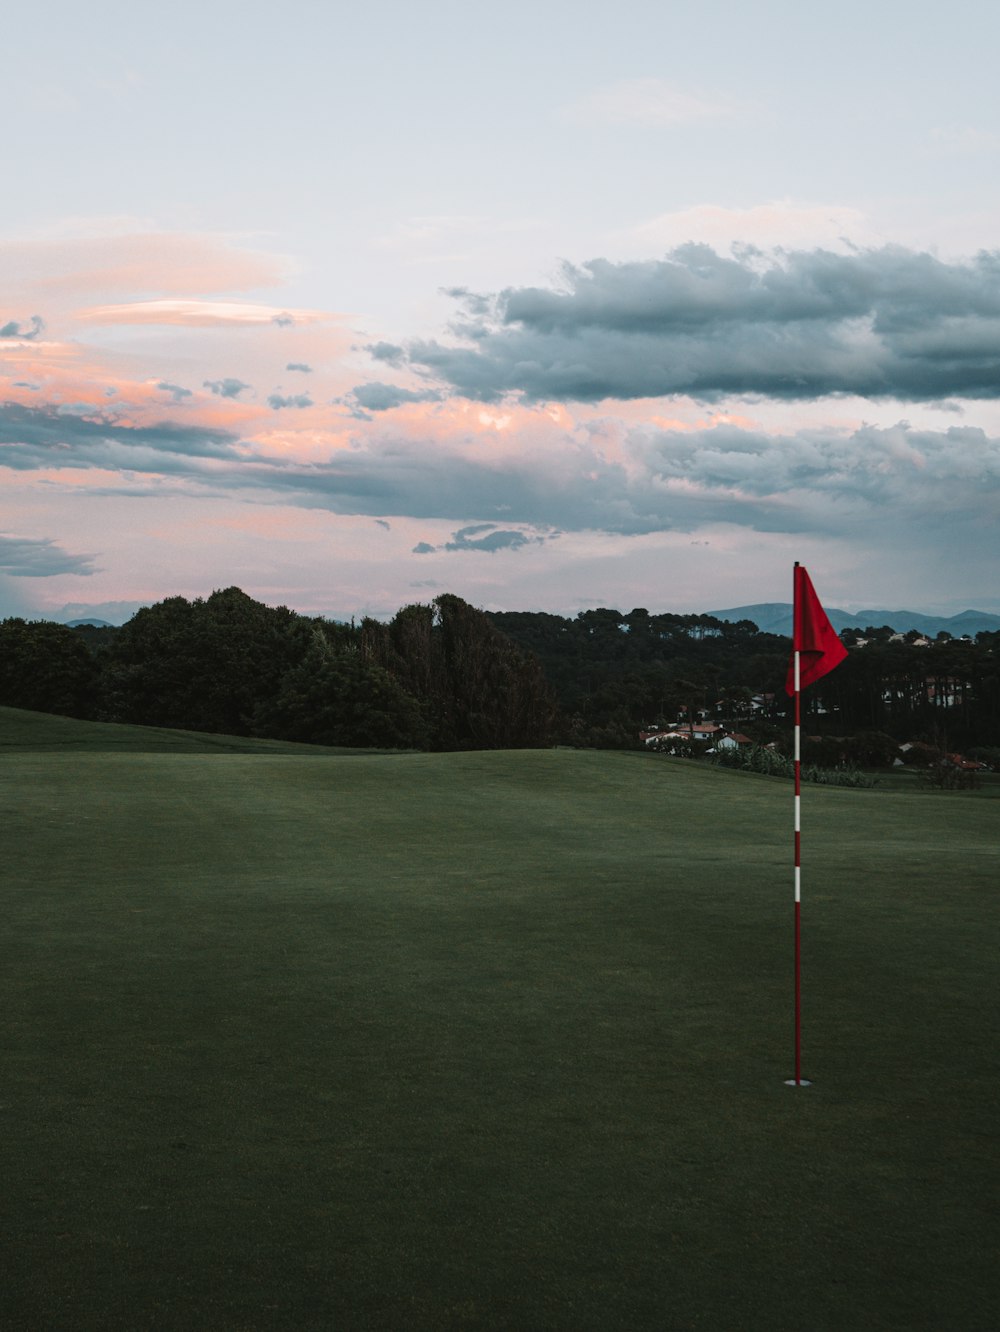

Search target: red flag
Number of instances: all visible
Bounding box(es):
[785,565,848,694]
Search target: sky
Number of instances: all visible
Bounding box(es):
[2,0,1000,624]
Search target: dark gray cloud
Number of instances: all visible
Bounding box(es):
[215,419,1000,549]
[445,524,549,553]
[366,342,407,367]
[286,362,313,373]
[389,245,1000,403]
[204,378,251,399]
[158,381,193,402]
[2,401,997,559]
[441,287,492,317]
[351,382,442,412]
[0,402,241,470]
[413,523,550,555]
[0,315,44,340]
[267,393,313,410]
[0,533,98,577]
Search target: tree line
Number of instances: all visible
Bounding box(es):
[486,608,1000,756]
[1,592,997,753]
[0,588,556,750]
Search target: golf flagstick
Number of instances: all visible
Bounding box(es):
[786,625,807,1086]
[783,562,847,1088]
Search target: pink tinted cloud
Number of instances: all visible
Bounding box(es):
[77,300,332,328]
[0,343,253,425]
[624,202,875,256]
[334,395,756,493]
[0,231,293,305]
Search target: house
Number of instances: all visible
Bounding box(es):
[944,752,987,772]
[641,724,722,744]
[641,728,706,751]
[641,724,753,753]
[750,693,777,716]
[899,742,987,771]
[712,732,753,750]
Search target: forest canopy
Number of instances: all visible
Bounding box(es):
[1,590,997,753]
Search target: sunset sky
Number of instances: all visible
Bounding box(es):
[3,0,999,623]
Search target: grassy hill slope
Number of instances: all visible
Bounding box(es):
[0,704,391,756]
[2,711,997,1329]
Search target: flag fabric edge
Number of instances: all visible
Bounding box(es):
[785,565,848,695]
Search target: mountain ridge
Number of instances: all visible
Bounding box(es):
[709,604,1000,637]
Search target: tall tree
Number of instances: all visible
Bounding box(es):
[0,618,98,718]
[102,588,310,734]
[257,627,428,749]
[364,595,558,749]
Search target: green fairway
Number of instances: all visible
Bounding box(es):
[2,707,997,1330]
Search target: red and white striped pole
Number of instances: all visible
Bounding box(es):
[781,561,846,1086]
[787,562,811,1086]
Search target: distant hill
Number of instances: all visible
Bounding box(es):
[709,604,1000,637]
[65,618,114,628]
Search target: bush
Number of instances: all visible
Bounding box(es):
[918,764,982,791]
[714,743,794,777]
[713,744,877,788]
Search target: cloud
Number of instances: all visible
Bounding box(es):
[78,300,329,327]
[158,381,193,402]
[444,524,550,553]
[3,402,997,561]
[392,244,1000,404]
[559,78,734,127]
[286,362,313,373]
[625,202,874,256]
[441,288,492,317]
[0,533,98,578]
[414,524,548,555]
[267,393,313,410]
[0,402,241,470]
[223,416,992,551]
[204,378,251,399]
[366,342,407,367]
[0,231,290,304]
[350,382,442,412]
[0,316,45,340]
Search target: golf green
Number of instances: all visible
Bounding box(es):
[2,708,997,1329]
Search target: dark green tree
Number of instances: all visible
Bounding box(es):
[364,595,558,749]
[0,618,99,718]
[256,627,428,748]
[101,588,311,734]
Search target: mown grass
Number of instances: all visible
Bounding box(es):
[1,706,997,1330]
